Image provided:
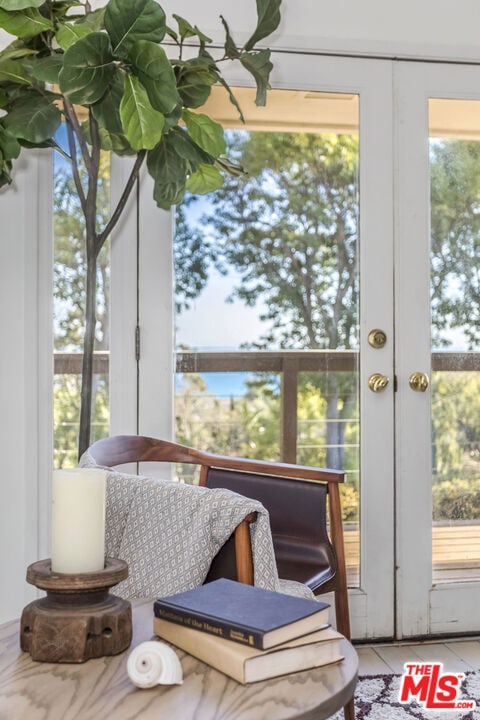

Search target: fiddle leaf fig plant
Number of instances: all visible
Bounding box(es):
[0,0,281,458]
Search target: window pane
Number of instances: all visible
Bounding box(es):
[429,99,480,582]
[53,126,111,468]
[174,88,360,586]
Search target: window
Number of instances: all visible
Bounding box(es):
[53,126,111,468]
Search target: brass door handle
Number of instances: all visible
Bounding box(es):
[368,373,389,392]
[409,372,429,392]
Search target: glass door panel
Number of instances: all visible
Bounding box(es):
[395,62,480,638]
[429,98,480,584]
[174,88,361,586]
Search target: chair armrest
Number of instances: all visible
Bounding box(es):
[204,513,256,586]
[234,513,256,585]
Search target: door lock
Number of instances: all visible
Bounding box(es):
[368,329,387,348]
[368,373,389,392]
[409,372,429,392]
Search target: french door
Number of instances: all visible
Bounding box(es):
[130,53,480,639]
[395,62,480,638]
[171,53,397,640]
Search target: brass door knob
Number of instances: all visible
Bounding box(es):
[409,372,429,392]
[368,329,387,348]
[368,373,389,392]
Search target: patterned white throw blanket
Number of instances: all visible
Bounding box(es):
[80,453,314,600]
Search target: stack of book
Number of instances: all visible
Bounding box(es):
[153,578,344,684]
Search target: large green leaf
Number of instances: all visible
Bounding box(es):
[0,124,21,159]
[91,69,124,134]
[239,49,273,106]
[0,58,31,84]
[0,0,44,9]
[163,101,182,131]
[174,57,217,109]
[216,75,245,123]
[55,22,91,51]
[244,0,281,51]
[59,32,115,105]
[4,94,61,143]
[147,132,187,185]
[147,134,188,208]
[76,7,105,31]
[164,24,178,42]
[104,0,165,56]
[0,154,13,187]
[97,126,135,155]
[29,54,63,83]
[186,163,224,194]
[182,109,225,156]
[120,73,164,150]
[172,14,211,44]
[0,7,53,38]
[51,2,84,20]
[168,126,213,172]
[0,39,38,62]
[220,16,240,59]
[128,40,179,115]
[152,179,185,209]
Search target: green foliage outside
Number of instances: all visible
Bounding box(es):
[53,149,111,467]
[173,135,480,523]
[54,374,109,468]
[430,140,480,348]
[176,131,360,474]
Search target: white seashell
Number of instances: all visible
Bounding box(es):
[127,640,183,688]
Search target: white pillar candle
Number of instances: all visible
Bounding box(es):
[51,468,106,574]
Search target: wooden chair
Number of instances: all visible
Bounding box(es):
[87,435,355,720]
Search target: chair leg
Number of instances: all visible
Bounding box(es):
[334,588,351,641]
[344,696,355,720]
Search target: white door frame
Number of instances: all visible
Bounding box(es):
[165,52,396,639]
[395,60,480,638]
[110,159,174,443]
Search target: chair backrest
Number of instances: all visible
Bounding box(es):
[86,435,350,638]
[205,467,337,589]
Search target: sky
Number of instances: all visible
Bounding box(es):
[175,268,266,350]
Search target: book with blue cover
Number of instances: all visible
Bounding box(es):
[153,578,330,650]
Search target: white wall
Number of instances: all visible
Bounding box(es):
[0,151,52,623]
[162,0,480,62]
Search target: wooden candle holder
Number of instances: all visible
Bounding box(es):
[20,558,132,663]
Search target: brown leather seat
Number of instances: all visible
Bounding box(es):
[205,467,337,591]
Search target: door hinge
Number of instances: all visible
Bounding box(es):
[135,325,140,361]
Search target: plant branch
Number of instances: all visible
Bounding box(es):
[64,114,87,216]
[97,150,147,252]
[86,110,101,255]
[63,98,94,176]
